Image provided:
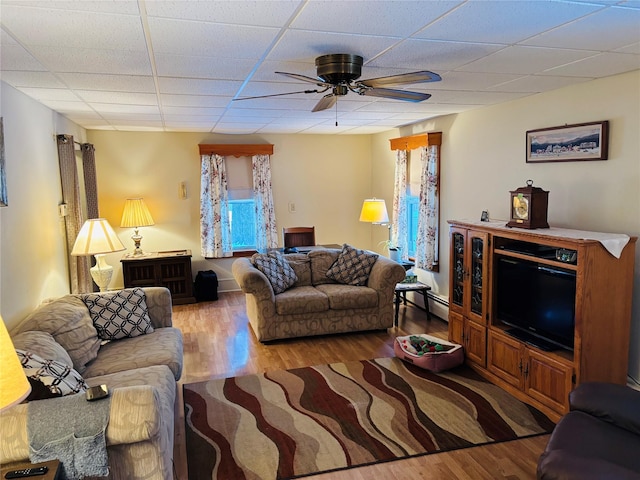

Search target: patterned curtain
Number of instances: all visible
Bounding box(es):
[81,143,99,219]
[200,154,232,258]
[57,135,92,293]
[252,154,278,253]
[415,145,439,270]
[392,149,408,260]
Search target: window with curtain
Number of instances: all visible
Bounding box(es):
[200,145,277,257]
[390,133,441,271]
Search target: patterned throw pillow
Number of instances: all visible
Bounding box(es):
[81,288,154,341]
[252,252,298,294]
[326,244,379,286]
[17,349,88,400]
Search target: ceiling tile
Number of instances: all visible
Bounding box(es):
[16,87,81,101]
[292,1,462,36]
[542,52,640,77]
[155,54,257,79]
[488,75,594,93]
[523,6,640,51]
[370,39,504,71]
[0,71,66,88]
[157,78,243,96]
[160,94,231,108]
[0,5,147,51]
[57,73,155,92]
[144,0,302,27]
[414,1,603,44]
[77,91,158,105]
[28,46,153,75]
[147,17,279,58]
[0,43,48,71]
[457,45,598,75]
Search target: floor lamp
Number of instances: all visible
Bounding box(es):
[71,218,125,292]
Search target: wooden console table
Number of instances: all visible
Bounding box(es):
[121,250,196,305]
[1,460,61,479]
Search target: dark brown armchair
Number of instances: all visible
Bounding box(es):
[283,226,315,248]
[537,382,640,480]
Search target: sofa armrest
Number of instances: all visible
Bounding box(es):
[570,382,640,436]
[0,386,161,464]
[366,255,407,300]
[232,258,275,302]
[142,287,173,329]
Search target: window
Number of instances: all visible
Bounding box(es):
[227,156,255,252]
[406,194,419,258]
[229,199,256,250]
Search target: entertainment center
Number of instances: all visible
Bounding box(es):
[447,220,636,420]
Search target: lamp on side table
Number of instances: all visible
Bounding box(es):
[71,218,125,292]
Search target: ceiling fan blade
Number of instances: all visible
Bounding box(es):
[362,88,431,102]
[276,71,328,86]
[312,94,337,112]
[359,70,441,88]
[233,88,327,101]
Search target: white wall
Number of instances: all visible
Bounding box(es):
[372,69,640,381]
[0,82,86,327]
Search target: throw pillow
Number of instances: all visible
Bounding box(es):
[82,288,154,341]
[17,349,88,400]
[252,252,298,294]
[326,244,379,286]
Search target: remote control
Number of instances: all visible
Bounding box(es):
[4,466,48,478]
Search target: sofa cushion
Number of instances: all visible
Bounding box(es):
[11,331,73,368]
[308,249,340,285]
[82,288,154,341]
[252,252,297,294]
[274,286,330,315]
[17,349,88,400]
[82,327,183,381]
[314,284,378,310]
[285,253,312,287]
[326,244,378,286]
[12,296,101,373]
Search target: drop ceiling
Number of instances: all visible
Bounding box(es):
[1,0,639,135]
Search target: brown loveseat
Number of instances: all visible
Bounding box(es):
[232,247,406,342]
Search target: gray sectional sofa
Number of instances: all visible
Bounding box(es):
[1,287,182,480]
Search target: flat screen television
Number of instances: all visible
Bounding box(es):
[496,257,576,351]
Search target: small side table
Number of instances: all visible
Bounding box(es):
[1,460,61,480]
[394,281,431,326]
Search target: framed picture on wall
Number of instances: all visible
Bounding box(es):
[0,117,7,207]
[526,121,609,163]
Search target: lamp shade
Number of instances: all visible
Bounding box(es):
[71,218,125,256]
[120,198,155,228]
[359,198,389,224]
[0,317,31,411]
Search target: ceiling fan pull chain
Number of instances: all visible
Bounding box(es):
[335,99,338,126]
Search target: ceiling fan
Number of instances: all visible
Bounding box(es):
[234,53,441,112]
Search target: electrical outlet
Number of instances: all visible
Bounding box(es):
[288,202,296,213]
[58,203,68,217]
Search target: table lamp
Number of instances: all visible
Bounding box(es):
[71,218,126,292]
[359,198,389,224]
[120,198,155,257]
[0,317,31,411]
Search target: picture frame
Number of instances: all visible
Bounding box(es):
[0,117,7,207]
[526,120,609,163]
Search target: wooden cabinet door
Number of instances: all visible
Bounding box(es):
[465,319,487,367]
[448,311,464,346]
[525,349,573,414]
[487,330,523,388]
[449,227,466,315]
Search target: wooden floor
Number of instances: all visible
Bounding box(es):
[171,291,548,480]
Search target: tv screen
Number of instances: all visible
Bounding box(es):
[496,257,576,351]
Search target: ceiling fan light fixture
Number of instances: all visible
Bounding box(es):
[315,53,363,84]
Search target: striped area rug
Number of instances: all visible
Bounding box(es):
[184,357,554,480]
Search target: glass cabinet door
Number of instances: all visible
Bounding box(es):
[451,230,466,310]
